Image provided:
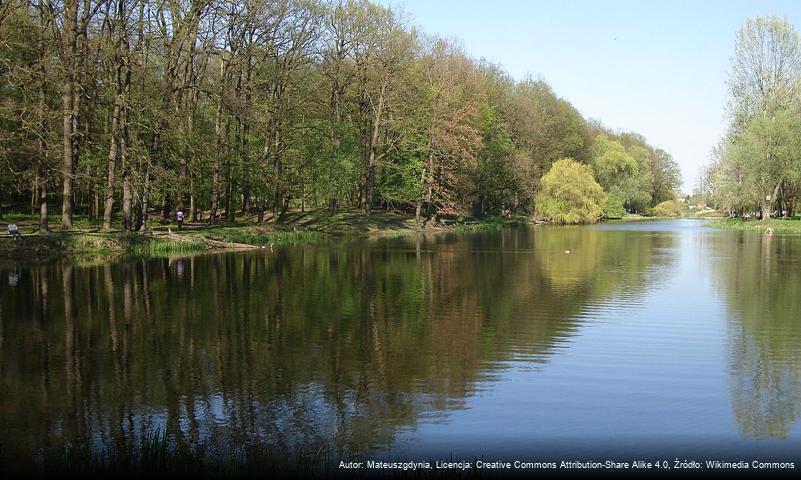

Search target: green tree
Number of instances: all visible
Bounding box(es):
[722,110,801,217]
[652,148,681,203]
[535,158,605,224]
[590,134,639,210]
[602,192,626,219]
[728,15,801,124]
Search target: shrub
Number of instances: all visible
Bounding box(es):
[650,200,682,217]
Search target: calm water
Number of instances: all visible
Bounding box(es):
[1,219,800,471]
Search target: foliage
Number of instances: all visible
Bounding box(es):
[711,218,801,234]
[0,0,670,228]
[705,16,801,219]
[649,200,682,218]
[535,158,605,224]
[602,192,626,219]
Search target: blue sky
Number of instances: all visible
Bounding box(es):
[379,0,801,192]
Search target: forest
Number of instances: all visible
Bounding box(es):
[702,16,801,219]
[0,0,681,231]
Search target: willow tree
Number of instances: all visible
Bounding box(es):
[535,158,605,224]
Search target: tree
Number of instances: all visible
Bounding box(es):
[351,1,415,218]
[602,193,625,219]
[728,15,801,124]
[725,110,801,217]
[710,16,801,218]
[651,148,681,203]
[0,0,674,229]
[590,134,639,209]
[413,38,483,223]
[535,158,605,224]
[47,0,108,229]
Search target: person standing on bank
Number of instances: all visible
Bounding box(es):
[176,209,185,230]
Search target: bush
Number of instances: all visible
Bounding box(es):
[650,200,682,217]
[535,158,606,224]
[602,193,626,219]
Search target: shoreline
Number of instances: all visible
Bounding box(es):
[0,210,531,264]
[708,218,801,234]
[1,211,705,264]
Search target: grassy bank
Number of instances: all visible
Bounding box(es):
[1,209,530,262]
[0,232,208,262]
[709,218,801,234]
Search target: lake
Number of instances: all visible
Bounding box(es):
[1,219,800,473]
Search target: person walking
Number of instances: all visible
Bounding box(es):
[176,209,185,230]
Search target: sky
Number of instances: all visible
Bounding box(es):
[378,0,801,192]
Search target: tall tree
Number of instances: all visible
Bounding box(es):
[728,16,801,123]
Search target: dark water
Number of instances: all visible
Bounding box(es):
[1,220,800,471]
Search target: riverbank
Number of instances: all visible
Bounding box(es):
[0,209,529,263]
[709,218,801,234]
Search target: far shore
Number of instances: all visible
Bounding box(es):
[708,217,801,234]
[0,209,530,263]
[2,209,751,264]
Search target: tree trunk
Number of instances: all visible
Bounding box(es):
[241,122,250,215]
[37,28,49,233]
[60,1,78,230]
[365,82,386,218]
[161,194,170,222]
[271,127,282,222]
[31,178,37,216]
[61,76,75,229]
[416,141,435,226]
[763,182,783,220]
[61,86,75,227]
[119,17,132,232]
[209,95,222,225]
[39,184,49,233]
[138,132,157,231]
[224,116,234,224]
[102,82,123,230]
[120,111,132,230]
[415,167,426,226]
[189,177,197,221]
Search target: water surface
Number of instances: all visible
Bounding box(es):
[1,219,800,470]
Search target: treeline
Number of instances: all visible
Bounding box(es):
[0,0,680,231]
[702,16,801,218]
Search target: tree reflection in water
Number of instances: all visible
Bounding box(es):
[711,232,801,439]
[0,226,675,471]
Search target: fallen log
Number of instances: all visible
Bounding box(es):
[167,229,259,250]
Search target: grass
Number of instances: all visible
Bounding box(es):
[709,217,801,234]
[449,216,530,232]
[182,225,328,246]
[0,231,208,263]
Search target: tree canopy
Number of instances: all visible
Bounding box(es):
[0,0,676,229]
[534,158,605,224]
[704,15,801,218]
